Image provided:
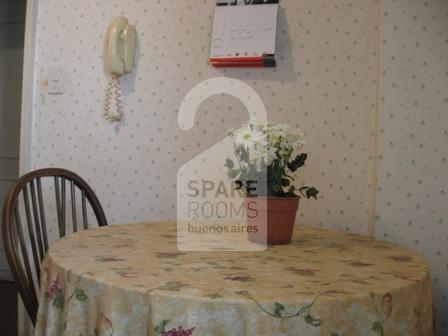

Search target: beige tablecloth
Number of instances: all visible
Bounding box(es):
[35,222,432,336]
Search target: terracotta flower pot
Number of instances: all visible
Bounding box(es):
[244,196,300,245]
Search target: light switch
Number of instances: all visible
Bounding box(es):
[48,67,64,94]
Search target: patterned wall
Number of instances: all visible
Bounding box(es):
[376,0,448,332]
[30,0,378,234]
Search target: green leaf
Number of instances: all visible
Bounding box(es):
[372,321,383,335]
[206,293,222,299]
[272,184,283,193]
[225,159,235,169]
[287,153,308,172]
[306,187,319,200]
[155,319,171,334]
[273,302,285,317]
[158,281,187,291]
[75,288,88,301]
[227,169,239,178]
[305,314,322,327]
[281,178,290,187]
[53,289,64,309]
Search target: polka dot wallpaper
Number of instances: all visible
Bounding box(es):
[376,0,448,332]
[30,0,378,234]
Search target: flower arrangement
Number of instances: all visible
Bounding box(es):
[226,121,319,199]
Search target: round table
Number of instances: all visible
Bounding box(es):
[35,222,432,336]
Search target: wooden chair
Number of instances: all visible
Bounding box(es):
[2,168,108,325]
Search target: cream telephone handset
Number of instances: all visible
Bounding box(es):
[104,17,136,122]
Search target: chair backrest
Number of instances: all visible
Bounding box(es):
[2,168,108,325]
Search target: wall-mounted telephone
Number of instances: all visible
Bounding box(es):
[104,17,136,122]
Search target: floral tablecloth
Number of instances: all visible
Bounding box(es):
[35,222,433,336]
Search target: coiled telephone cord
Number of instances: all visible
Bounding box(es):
[104,75,124,122]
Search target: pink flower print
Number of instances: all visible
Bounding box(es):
[49,278,60,300]
[387,256,413,262]
[98,313,113,332]
[156,252,186,259]
[120,271,139,278]
[288,267,319,276]
[223,275,254,282]
[161,326,196,336]
[382,293,393,318]
[95,256,125,262]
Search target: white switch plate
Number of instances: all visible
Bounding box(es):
[48,67,64,94]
